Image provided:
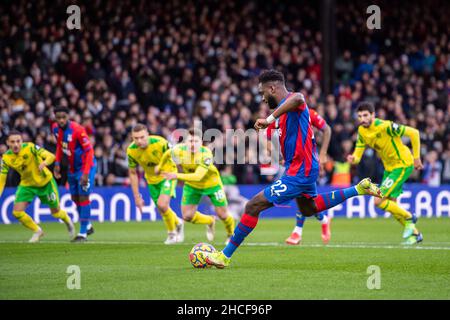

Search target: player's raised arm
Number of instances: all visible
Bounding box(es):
[255,93,306,130]
[254,70,306,130]
[271,93,306,119]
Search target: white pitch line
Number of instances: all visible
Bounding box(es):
[0,240,450,250]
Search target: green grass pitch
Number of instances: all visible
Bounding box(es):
[0,218,449,299]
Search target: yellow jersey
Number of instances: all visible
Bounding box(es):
[127,135,177,185]
[170,144,221,189]
[0,143,55,195]
[352,118,420,171]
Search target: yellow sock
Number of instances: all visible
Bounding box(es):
[52,209,71,225]
[221,214,235,236]
[378,199,413,226]
[13,211,40,232]
[190,211,214,225]
[161,208,177,232]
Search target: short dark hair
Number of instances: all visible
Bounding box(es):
[356,102,375,113]
[258,69,285,84]
[54,106,69,114]
[188,127,202,138]
[132,123,148,132]
[7,130,22,138]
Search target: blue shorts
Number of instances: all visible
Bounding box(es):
[264,175,317,205]
[68,165,96,197]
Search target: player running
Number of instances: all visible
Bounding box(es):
[0,131,75,243]
[347,102,423,245]
[267,107,333,245]
[204,70,383,268]
[158,128,235,244]
[127,124,183,244]
[52,107,96,242]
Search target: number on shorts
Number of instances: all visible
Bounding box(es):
[47,192,56,202]
[270,180,287,197]
[214,189,225,201]
[382,178,394,188]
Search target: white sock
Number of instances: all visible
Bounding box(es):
[320,215,329,225]
[78,233,87,238]
[87,223,92,230]
[294,227,303,235]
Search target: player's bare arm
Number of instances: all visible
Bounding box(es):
[319,123,332,167]
[129,167,144,212]
[255,93,306,130]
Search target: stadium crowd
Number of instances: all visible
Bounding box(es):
[0,0,449,188]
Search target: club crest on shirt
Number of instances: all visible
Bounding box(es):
[67,134,73,142]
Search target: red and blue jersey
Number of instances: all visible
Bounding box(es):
[274,92,319,183]
[267,107,327,139]
[52,121,95,175]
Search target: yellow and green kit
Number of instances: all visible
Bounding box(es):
[0,143,60,208]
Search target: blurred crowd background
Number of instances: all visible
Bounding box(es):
[0,0,449,188]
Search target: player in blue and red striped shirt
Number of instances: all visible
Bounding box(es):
[267,106,333,245]
[52,107,97,242]
[205,70,383,268]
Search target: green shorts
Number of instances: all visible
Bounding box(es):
[380,166,414,198]
[147,179,177,204]
[181,184,228,207]
[15,178,60,209]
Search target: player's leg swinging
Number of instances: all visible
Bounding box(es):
[205,177,382,268]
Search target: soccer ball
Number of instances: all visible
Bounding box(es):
[189,243,216,268]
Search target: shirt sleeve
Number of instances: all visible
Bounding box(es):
[52,123,63,164]
[199,149,213,170]
[386,121,406,138]
[0,158,9,197]
[127,150,138,169]
[77,125,94,174]
[32,144,56,166]
[310,109,326,130]
[352,129,366,164]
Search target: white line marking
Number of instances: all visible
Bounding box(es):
[0,240,449,250]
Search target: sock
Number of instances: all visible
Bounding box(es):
[315,213,328,225]
[13,211,40,232]
[314,186,359,212]
[377,198,417,230]
[293,211,305,235]
[190,211,214,225]
[294,226,303,235]
[52,209,71,225]
[296,211,306,228]
[161,208,177,232]
[78,202,91,237]
[221,214,235,237]
[223,213,258,258]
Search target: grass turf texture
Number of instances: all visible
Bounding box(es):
[0,218,449,299]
